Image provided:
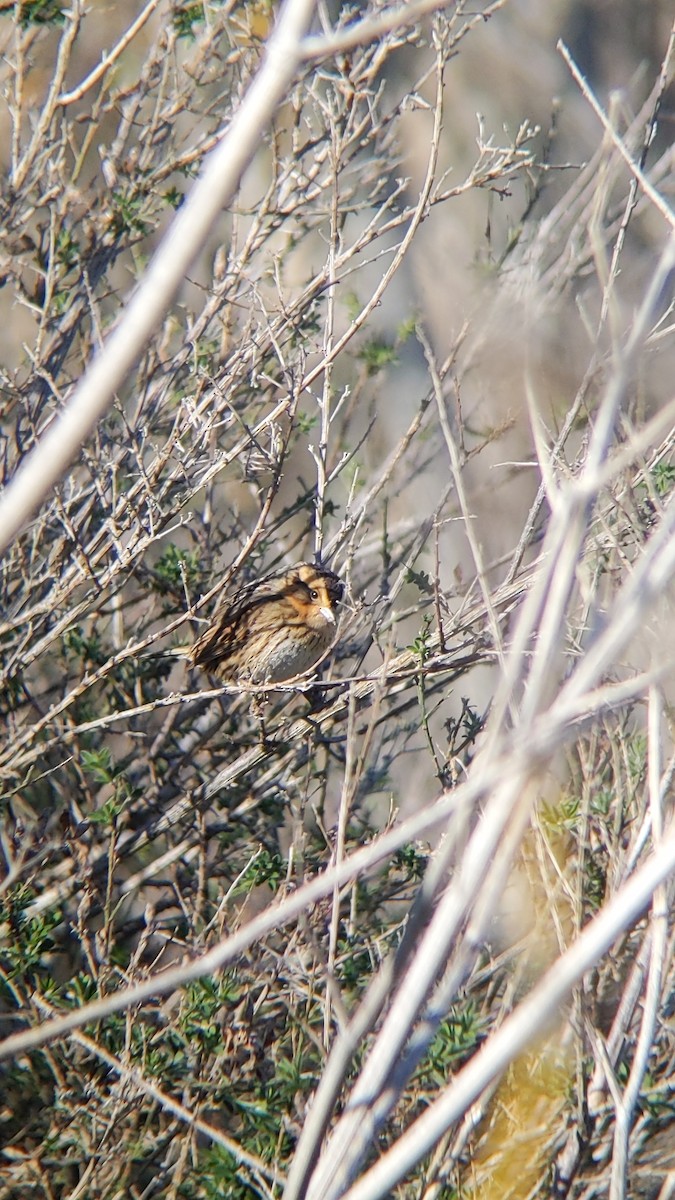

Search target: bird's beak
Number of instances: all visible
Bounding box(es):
[320,606,336,625]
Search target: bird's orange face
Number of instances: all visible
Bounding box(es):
[282,564,344,632]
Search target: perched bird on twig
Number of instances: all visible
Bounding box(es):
[189,561,345,685]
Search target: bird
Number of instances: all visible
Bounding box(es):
[188,562,344,685]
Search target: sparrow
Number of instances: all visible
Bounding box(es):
[189,562,344,684]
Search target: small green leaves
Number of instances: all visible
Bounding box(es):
[408,612,433,661]
[651,462,675,497]
[172,2,205,38]
[0,891,61,979]
[297,411,319,434]
[406,567,433,595]
[357,336,399,376]
[108,189,150,237]
[18,0,65,28]
[152,543,202,595]
[81,746,115,784]
[81,748,135,823]
[62,626,104,666]
[163,185,184,210]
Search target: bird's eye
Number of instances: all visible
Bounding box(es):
[310,588,319,600]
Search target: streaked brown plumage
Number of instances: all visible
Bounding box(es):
[189,562,344,684]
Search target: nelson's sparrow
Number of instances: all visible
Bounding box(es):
[189,562,344,684]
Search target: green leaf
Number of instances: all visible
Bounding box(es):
[18,0,65,28]
[173,2,205,38]
[357,337,399,376]
[81,747,114,784]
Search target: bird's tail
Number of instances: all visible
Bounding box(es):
[139,644,192,662]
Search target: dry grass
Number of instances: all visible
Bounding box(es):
[1,3,674,1199]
